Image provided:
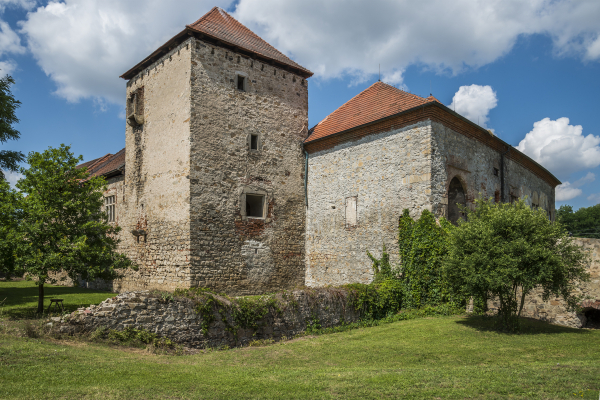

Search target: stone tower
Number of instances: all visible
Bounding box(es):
[117,7,313,294]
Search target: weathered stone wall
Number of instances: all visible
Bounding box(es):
[488,238,600,328]
[305,121,432,287]
[56,288,359,349]
[114,39,194,292]
[187,38,308,295]
[430,121,555,219]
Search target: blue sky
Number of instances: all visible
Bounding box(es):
[1,0,600,210]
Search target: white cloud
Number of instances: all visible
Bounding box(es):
[234,0,600,86]
[556,172,595,201]
[588,193,600,204]
[2,169,22,188]
[448,85,497,128]
[517,117,600,179]
[11,0,600,105]
[20,0,231,104]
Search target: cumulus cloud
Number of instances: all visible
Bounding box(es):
[20,0,231,104]
[448,85,497,128]
[556,172,595,201]
[234,0,600,85]
[517,117,600,179]
[11,0,600,105]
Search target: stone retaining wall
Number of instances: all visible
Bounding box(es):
[55,288,359,349]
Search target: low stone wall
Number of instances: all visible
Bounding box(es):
[55,288,359,348]
[489,238,600,328]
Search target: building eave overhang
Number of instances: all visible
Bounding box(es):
[120,27,313,80]
[304,101,561,188]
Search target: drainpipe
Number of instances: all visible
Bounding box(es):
[500,146,511,203]
[304,149,309,208]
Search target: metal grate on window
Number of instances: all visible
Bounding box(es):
[105,195,116,222]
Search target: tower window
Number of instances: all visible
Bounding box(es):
[237,75,246,91]
[493,167,499,176]
[246,194,265,218]
[105,195,116,222]
[250,134,259,150]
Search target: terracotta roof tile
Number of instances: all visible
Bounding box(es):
[305,82,438,143]
[188,7,311,76]
[78,149,125,179]
[121,7,312,79]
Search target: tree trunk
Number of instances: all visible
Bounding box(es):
[37,283,44,314]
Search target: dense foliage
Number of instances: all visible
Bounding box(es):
[397,209,463,308]
[444,198,589,332]
[556,203,600,239]
[5,145,134,312]
[0,75,24,178]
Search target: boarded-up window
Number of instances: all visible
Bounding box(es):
[345,196,357,228]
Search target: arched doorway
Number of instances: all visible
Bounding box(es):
[448,177,466,225]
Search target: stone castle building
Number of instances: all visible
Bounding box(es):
[81,7,560,295]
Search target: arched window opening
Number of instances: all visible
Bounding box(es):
[448,177,466,225]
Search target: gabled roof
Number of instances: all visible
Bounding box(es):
[305,82,439,143]
[77,148,125,179]
[121,7,312,80]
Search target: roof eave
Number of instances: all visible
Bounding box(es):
[120,27,313,81]
[304,101,561,187]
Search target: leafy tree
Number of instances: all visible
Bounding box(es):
[0,178,19,277]
[13,145,134,313]
[397,209,460,309]
[0,75,24,179]
[444,198,589,332]
[556,204,600,239]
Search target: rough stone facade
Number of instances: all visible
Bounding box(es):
[305,116,558,287]
[488,238,600,329]
[305,122,432,286]
[101,35,308,295]
[55,288,359,349]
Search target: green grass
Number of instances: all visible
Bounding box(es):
[1,280,599,399]
[0,279,116,318]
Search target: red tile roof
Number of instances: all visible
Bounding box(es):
[77,148,125,179]
[305,82,439,143]
[121,7,312,80]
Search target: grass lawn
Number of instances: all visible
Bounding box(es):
[0,279,116,319]
[1,281,599,399]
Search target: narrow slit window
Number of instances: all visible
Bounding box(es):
[237,75,246,91]
[250,134,258,150]
[246,194,265,218]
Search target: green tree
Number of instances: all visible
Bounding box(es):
[397,209,459,309]
[0,75,24,178]
[14,145,134,313]
[444,198,589,331]
[0,178,19,277]
[556,204,600,239]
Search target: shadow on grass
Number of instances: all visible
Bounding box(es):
[456,314,590,335]
[0,279,116,320]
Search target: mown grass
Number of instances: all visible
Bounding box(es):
[0,279,116,319]
[1,281,599,399]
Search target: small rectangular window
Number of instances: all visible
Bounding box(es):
[246,194,265,218]
[237,75,246,91]
[105,195,116,222]
[345,196,357,228]
[493,167,499,176]
[250,134,258,150]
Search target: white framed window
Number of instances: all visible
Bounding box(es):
[105,195,116,222]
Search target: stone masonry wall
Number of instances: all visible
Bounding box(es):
[430,121,555,220]
[305,121,432,287]
[488,238,600,328]
[187,38,308,295]
[114,39,194,292]
[56,288,359,349]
